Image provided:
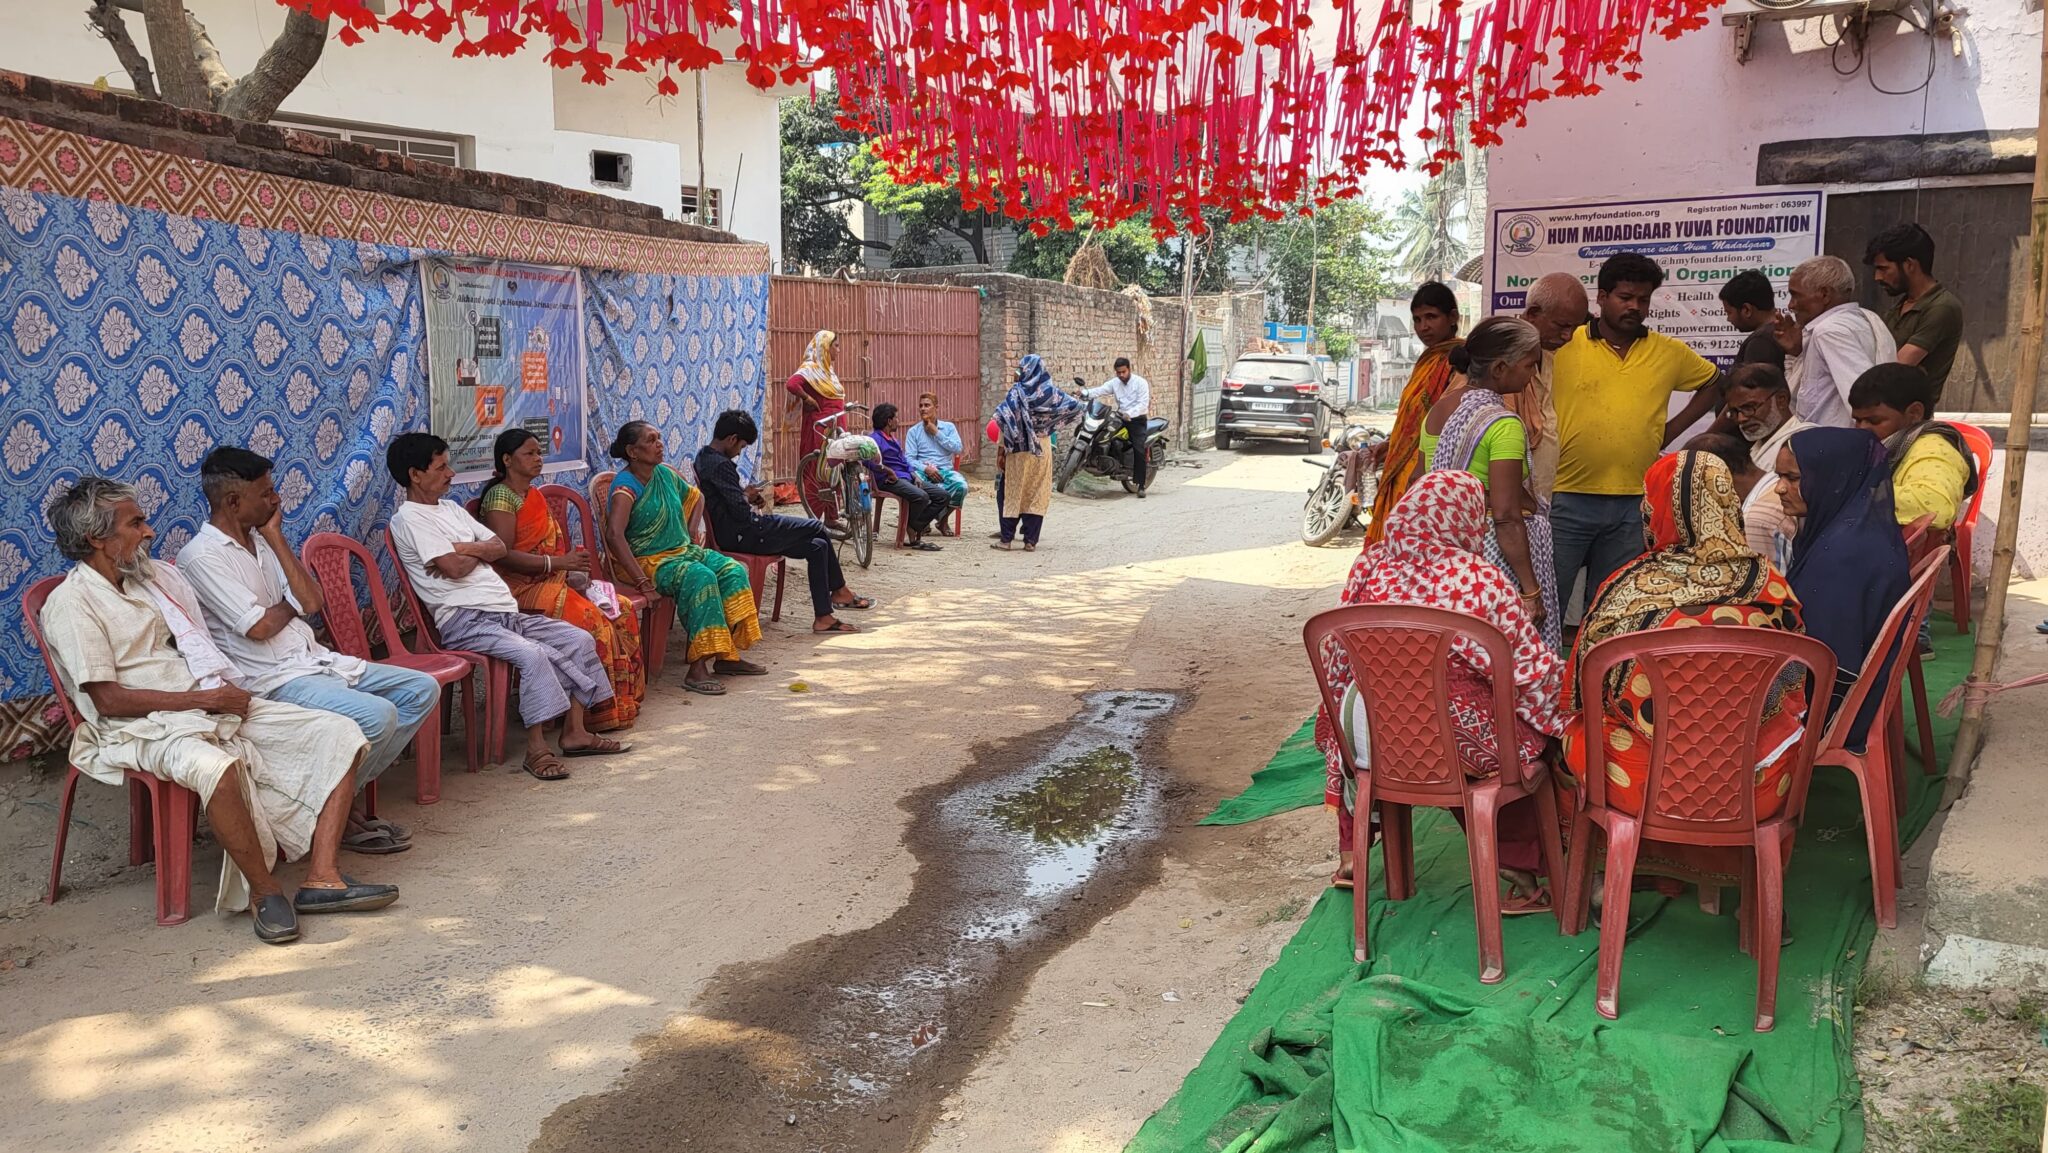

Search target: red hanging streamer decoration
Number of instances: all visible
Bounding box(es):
[280,0,1717,237]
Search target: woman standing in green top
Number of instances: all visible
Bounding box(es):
[1425,316,1559,651]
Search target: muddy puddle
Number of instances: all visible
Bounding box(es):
[530,690,1180,1153]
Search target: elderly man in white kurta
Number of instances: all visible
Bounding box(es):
[38,477,397,945]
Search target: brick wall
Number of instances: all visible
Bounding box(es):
[0,70,737,243]
[885,271,1190,442]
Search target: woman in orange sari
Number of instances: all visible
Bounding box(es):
[479,429,644,731]
[1365,282,1463,545]
[788,329,847,520]
[1563,450,1807,817]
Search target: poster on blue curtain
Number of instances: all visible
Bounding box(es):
[423,257,588,480]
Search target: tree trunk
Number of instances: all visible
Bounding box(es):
[139,0,212,109]
[218,8,328,123]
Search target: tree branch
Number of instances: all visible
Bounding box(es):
[84,1,158,100]
[219,8,327,123]
[184,9,235,106]
[139,0,212,109]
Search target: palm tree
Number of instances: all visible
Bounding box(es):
[1390,110,1483,285]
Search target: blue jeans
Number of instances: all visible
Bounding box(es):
[268,664,439,788]
[1550,492,1647,621]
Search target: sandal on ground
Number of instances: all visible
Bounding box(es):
[562,735,631,756]
[990,541,1013,550]
[1501,884,1552,916]
[714,659,769,676]
[834,595,876,611]
[253,894,299,944]
[813,618,860,634]
[683,678,728,696]
[933,521,953,537]
[908,541,942,552]
[294,876,400,914]
[341,827,412,855]
[1331,866,1355,891]
[362,817,411,842]
[523,751,571,781]
[1023,543,1037,552]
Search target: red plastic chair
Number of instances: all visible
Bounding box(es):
[301,532,487,797]
[1302,604,1568,984]
[1813,546,1949,930]
[590,469,680,676]
[1898,516,1939,775]
[376,525,512,766]
[25,575,202,925]
[883,455,966,546]
[1561,626,1836,1031]
[1948,422,1992,633]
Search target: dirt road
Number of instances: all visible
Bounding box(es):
[0,441,1356,1153]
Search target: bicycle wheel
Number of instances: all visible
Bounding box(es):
[798,451,832,521]
[843,467,874,569]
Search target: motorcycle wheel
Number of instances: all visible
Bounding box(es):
[1301,469,1351,547]
[1123,441,1168,493]
[1054,445,1084,493]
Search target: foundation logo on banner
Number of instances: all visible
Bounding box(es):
[1500,214,1543,257]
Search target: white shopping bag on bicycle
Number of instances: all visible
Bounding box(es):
[826,434,880,463]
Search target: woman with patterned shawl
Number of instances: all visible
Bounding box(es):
[604,421,765,696]
[478,429,643,732]
[1313,471,1566,905]
[788,329,848,519]
[1365,281,1463,545]
[1779,426,1911,751]
[991,353,1081,551]
[1426,316,1561,653]
[1563,450,1809,819]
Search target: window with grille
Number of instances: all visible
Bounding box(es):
[680,186,723,228]
[273,119,465,168]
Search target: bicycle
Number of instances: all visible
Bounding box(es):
[797,402,876,570]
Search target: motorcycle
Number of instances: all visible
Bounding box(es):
[1301,400,1384,547]
[1054,378,1171,495]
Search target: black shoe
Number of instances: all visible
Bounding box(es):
[294,875,400,914]
[253,893,299,944]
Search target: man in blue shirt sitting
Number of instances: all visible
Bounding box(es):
[904,391,967,526]
[866,402,947,551]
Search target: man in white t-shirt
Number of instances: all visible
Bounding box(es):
[178,446,438,855]
[383,432,627,781]
[1771,256,1897,428]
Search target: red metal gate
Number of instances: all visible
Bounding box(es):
[767,277,983,481]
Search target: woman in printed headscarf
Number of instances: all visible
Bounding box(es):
[1777,426,1911,750]
[991,354,1081,551]
[1312,470,1566,907]
[788,330,847,520]
[1364,282,1463,545]
[1564,450,1808,818]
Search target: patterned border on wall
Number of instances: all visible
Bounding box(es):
[0,115,770,277]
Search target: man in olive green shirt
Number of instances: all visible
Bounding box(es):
[1865,222,1964,405]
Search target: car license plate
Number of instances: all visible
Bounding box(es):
[1248,400,1286,412]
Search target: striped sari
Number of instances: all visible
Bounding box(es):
[1365,338,1462,545]
[614,464,761,664]
[483,482,643,730]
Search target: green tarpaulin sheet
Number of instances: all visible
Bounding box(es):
[1199,718,1323,826]
[1140,631,1969,1152]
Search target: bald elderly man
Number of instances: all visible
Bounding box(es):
[1771,255,1896,429]
[1506,272,1591,502]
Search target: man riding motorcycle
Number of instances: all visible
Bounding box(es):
[1082,357,1153,498]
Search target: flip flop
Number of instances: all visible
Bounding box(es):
[834,595,876,611]
[363,817,411,842]
[562,735,632,756]
[1331,868,1355,891]
[294,876,400,914]
[1501,884,1552,916]
[990,541,1013,551]
[252,894,299,944]
[813,618,860,634]
[714,659,769,676]
[341,827,412,855]
[908,541,942,552]
[523,751,571,780]
[683,678,728,696]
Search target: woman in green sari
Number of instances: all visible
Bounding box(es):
[605,421,766,695]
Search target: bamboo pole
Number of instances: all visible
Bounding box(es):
[1943,11,2048,797]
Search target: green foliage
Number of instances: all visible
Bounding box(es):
[1319,328,1357,361]
[778,92,875,273]
[1007,216,1167,290]
[853,150,998,266]
[1250,199,1396,330]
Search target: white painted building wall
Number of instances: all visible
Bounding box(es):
[1487,3,2041,207]
[0,1,782,262]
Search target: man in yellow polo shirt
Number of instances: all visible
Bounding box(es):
[1552,252,1722,616]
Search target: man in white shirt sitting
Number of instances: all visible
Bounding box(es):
[384,432,627,782]
[1084,356,1154,497]
[177,447,438,855]
[40,478,391,944]
[1772,255,1897,428]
